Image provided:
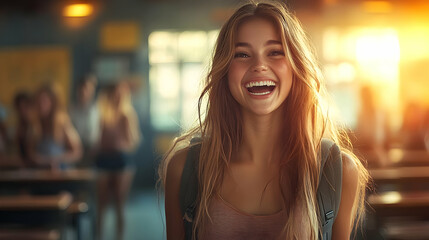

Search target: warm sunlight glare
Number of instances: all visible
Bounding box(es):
[381,191,402,204]
[63,4,94,17]
[355,29,400,82]
[356,31,400,63]
[363,1,393,13]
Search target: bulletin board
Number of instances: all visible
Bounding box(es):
[0,46,71,121]
[100,21,140,51]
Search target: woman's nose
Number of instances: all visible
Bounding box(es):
[252,64,268,72]
[251,57,268,72]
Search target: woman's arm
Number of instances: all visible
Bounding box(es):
[58,115,82,163]
[119,111,140,151]
[27,128,50,167]
[332,152,359,240]
[165,148,188,240]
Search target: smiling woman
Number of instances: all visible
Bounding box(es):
[159,1,370,240]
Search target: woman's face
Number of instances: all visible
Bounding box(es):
[37,92,53,117]
[17,100,32,120]
[109,86,122,109]
[227,17,293,116]
[78,82,95,104]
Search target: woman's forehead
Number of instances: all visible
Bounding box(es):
[235,17,282,44]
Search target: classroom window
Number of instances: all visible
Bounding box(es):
[322,27,400,129]
[149,30,218,131]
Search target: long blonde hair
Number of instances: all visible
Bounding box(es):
[159,1,369,239]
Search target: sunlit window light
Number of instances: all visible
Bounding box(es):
[355,29,400,82]
[149,30,219,131]
[337,62,356,83]
[356,30,400,63]
[323,27,339,61]
[354,28,401,129]
[380,191,402,204]
[363,1,393,13]
[63,3,94,17]
[388,148,404,163]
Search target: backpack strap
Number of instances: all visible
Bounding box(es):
[318,139,343,240]
[179,142,201,240]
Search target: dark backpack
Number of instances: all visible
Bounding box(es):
[179,138,342,240]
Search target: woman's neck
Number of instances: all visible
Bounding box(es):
[238,108,285,165]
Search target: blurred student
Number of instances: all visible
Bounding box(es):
[32,84,82,170]
[355,86,389,167]
[95,81,140,240]
[401,102,426,150]
[424,109,429,151]
[69,74,100,168]
[0,101,8,163]
[13,92,37,168]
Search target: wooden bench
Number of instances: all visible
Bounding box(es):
[68,201,89,214]
[368,191,429,239]
[383,221,429,240]
[0,169,97,239]
[0,229,60,240]
[0,192,72,211]
[0,192,72,240]
[369,191,429,217]
[370,166,429,193]
[387,149,429,167]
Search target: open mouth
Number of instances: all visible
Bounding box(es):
[245,80,276,96]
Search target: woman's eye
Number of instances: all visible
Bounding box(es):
[269,50,285,56]
[234,52,250,58]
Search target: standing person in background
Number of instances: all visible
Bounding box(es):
[354,86,389,168]
[159,1,369,239]
[400,102,427,150]
[33,84,82,170]
[95,81,140,240]
[13,92,37,168]
[0,101,9,164]
[69,74,100,168]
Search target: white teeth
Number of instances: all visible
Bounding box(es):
[245,80,276,88]
[249,91,271,96]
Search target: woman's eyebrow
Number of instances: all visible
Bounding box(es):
[265,40,282,46]
[235,40,282,48]
[235,42,250,47]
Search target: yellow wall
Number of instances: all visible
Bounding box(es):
[0,46,71,122]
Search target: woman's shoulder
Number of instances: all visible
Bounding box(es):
[55,111,72,126]
[341,152,359,177]
[166,147,190,185]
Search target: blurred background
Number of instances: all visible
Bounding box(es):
[0,0,429,239]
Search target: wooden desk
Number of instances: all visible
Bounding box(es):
[387,149,429,167]
[0,192,73,240]
[0,192,72,211]
[369,190,429,218]
[0,229,60,240]
[0,169,97,240]
[369,166,429,193]
[369,191,429,208]
[0,169,96,194]
[370,166,429,184]
[368,190,429,240]
[0,169,96,183]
